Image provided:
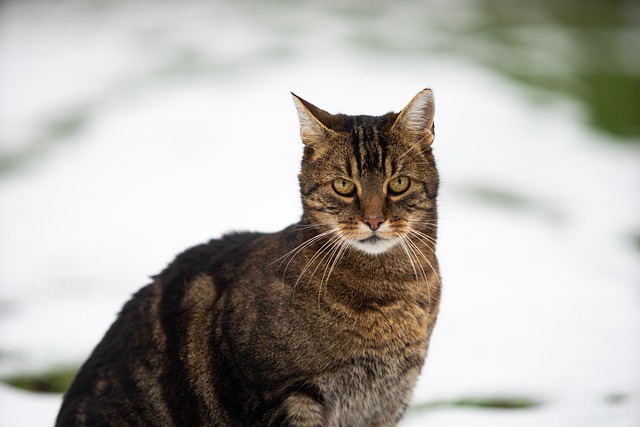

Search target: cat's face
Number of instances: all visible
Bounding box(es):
[294,89,438,256]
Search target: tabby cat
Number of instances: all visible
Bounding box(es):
[56,88,441,427]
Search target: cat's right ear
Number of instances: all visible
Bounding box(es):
[291,93,336,149]
[390,88,436,147]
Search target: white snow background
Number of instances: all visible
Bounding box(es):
[1,1,639,426]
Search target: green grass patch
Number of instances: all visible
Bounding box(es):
[46,113,88,141]
[467,186,535,209]
[410,396,541,412]
[605,393,628,405]
[631,233,640,252]
[444,0,640,140]
[0,110,89,176]
[2,366,78,393]
[462,185,564,222]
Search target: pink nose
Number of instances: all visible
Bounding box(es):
[363,216,385,231]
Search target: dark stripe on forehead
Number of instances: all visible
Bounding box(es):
[361,126,373,169]
[351,124,386,174]
[351,127,363,174]
[378,129,389,172]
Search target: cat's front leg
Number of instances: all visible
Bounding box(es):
[279,391,328,427]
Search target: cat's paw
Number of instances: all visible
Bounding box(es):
[282,392,325,427]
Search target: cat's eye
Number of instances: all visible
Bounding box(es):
[332,178,356,196]
[388,176,411,195]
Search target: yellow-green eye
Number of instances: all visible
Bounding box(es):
[332,178,356,196]
[388,176,411,194]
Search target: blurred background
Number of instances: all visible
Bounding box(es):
[0,0,639,425]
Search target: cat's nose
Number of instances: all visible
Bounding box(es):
[363,216,386,231]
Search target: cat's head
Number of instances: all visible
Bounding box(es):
[293,89,438,256]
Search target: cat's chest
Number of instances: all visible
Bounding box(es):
[317,350,422,427]
[326,294,432,353]
[313,303,430,426]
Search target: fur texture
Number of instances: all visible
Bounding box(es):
[56,89,441,427]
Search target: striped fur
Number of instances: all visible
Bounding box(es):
[57,89,441,427]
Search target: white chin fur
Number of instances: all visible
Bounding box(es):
[350,238,399,255]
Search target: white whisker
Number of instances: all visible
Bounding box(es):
[293,234,342,295]
[269,227,339,269]
[318,236,349,307]
[397,234,420,282]
[405,232,441,289]
[408,229,437,256]
[396,135,429,162]
[268,227,341,293]
[399,235,432,303]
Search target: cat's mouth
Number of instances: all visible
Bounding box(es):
[351,233,399,255]
[359,235,384,245]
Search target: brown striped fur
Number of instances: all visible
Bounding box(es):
[56,89,441,427]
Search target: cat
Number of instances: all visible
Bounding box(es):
[56,88,441,427]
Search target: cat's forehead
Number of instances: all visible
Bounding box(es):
[347,122,389,173]
[330,112,397,132]
[333,118,422,174]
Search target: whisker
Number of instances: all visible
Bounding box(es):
[307,235,342,287]
[404,236,440,301]
[408,229,437,255]
[409,219,437,224]
[329,238,349,282]
[269,227,341,290]
[400,235,432,302]
[405,233,441,288]
[320,238,343,287]
[397,234,419,282]
[409,220,438,228]
[290,222,334,231]
[292,234,342,295]
[410,229,437,245]
[396,135,430,162]
[318,236,349,307]
[409,221,438,236]
[270,227,339,268]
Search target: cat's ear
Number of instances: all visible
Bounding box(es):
[291,93,336,148]
[391,88,436,146]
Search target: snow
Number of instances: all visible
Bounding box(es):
[0,383,60,427]
[1,1,639,426]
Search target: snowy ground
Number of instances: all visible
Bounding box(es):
[1,1,639,426]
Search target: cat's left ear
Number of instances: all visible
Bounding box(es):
[391,88,436,146]
[291,93,336,148]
